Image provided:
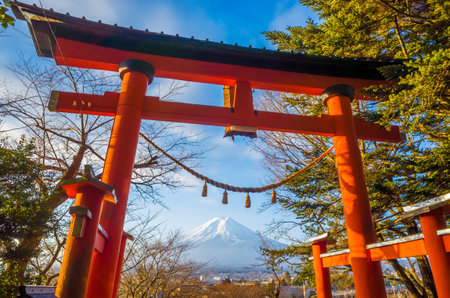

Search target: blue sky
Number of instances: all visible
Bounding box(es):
[1,0,317,240]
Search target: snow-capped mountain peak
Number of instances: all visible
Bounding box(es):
[185,217,284,270]
[186,217,260,243]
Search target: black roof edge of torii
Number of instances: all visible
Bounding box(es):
[7,0,405,81]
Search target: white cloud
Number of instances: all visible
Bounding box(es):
[173,82,223,106]
[171,171,203,189]
[197,196,221,206]
[209,137,263,162]
[24,0,228,41]
[0,118,27,140]
[0,69,24,95]
[121,1,227,41]
[196,187,222,206]
[134,1,180,35]
[0,52,10,70]
[269,2,312,31]
[38,0,118,23]
[164,123,205,142]
[148,78,224,107]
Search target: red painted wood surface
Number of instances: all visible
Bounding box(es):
[312,241,332,298]
[369,239,427,262]
[419,210,450,298]
[55,186,105,298]
[326,93,386,297]
[320,235,449,268]
[50,91,403,143]
[85,70,149,297]
[322,253,351,268]
[54,38,387,96]
[443,234,450,252]
[94,229,108,254]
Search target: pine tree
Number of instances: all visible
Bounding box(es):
[258,0,449,296]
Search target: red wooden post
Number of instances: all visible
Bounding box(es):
[86,60,154,297]
[55,169,115,298]
[112,232,134,297]
[310,237,332,298]
[419,208,450,298]
[323,85,386,298]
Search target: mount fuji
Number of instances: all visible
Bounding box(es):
[184,217,285,270]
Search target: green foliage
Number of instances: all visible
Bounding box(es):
[376,48,450,138]
[0,1,15,29]
[0,261,22,297]
[281,271,292,286]
[260,0,449,294]
[0,136,51,296]
[263,280,278,298]
[330,270,354,291]
[265,0,449,59]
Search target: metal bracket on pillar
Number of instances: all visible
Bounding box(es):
[321,84,355,103]
[69,206,92,238]
[118,59,155,84]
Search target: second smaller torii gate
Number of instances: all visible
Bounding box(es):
[306,193,450,298]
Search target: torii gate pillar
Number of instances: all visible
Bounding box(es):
[85,60,154,298]
[323,85,386,298]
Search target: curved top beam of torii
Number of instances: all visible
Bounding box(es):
[9,1,402,96]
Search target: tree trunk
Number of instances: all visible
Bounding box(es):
[11,144,88,283]
[407,223,437,297]
[378,232,423,297]
[388,259,423,297]
[416,255,437,297]
[13,212,53,280]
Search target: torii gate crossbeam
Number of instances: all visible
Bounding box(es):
[48,90,402,143]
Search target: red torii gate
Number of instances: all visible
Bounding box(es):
[10,2,406,297]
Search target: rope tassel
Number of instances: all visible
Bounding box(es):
[222,190,228,204]
[271,189,277,204]
[245,193,251,208]
[202,181,207,197]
